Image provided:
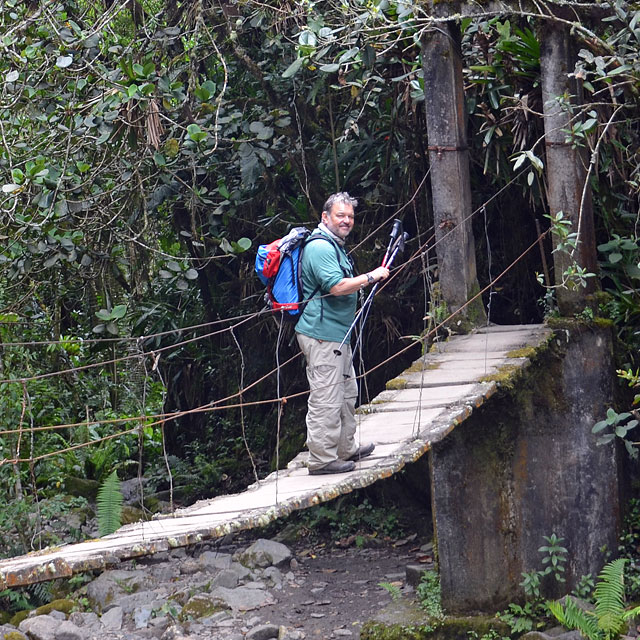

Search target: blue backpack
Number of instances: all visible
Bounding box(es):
[255,228,343,321]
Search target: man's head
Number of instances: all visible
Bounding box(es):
[321,192,358,240]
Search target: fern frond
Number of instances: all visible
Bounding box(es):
[97,470,123,536]
[595,559,627,638]
[548,597,601,640]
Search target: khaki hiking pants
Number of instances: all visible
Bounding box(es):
[297,333,359,471]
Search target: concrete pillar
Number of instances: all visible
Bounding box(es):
[540,22,598,315]
[422,24,486,330]
[431,327,620,612]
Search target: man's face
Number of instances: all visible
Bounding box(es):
[322,202,355,240]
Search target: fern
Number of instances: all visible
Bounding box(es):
[548,597,600,640]
[97,470,123,536]
[595,559,627,639]
[548,559,633,640]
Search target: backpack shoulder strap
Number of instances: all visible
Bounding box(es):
[304,232,354,276]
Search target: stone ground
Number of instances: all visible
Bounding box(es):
[238,532,434,638]
[2,526,434,640]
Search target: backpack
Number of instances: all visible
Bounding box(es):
[255,227,344,321]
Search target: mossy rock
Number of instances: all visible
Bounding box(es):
[121,505,145,525]
[8,611,29,628]
[178,594,227,621]
[63,477,100,500]
[3,631,28,640]
[34,598,74,616]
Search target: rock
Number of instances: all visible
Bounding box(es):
[181,593,230,620]
[150,564,181,581]
[234,539,292,570]
[54,620,84,640]
[198,551,233,571]
[263,567,283,588]
[0,625,27,640]
[68,612,99,629]
[230,562,253,582]
[210,569,239,589]
[18,615,62,640]
[133,604,155,629]
[333,630,353,637]
[179,559,201,575]
[280,630,305,640]
[405,564,429,587]
[246,624,280,640]
[62,477,100,500]
[32,599,75,618]
[110,590,162,614]
[209,586,276,611]
[100,606,123,630]
[86,569,149,611]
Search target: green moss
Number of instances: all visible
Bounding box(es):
[386,377,408,390]
[362,614,509,640]
[34,598,74,616]
[506,347,537,359]
[3,632,28,640]
[8,611,29,627]
[178,596,226,621]
[406,361,442,373]
[477,364,520,390]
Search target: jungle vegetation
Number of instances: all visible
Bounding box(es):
[0,0,639,558]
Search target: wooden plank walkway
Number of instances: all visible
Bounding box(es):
[0,324,552,589]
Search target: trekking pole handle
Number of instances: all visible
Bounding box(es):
[382,219,403,268]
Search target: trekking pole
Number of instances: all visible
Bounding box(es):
[347,231,409,360]
[382,219,403,268]
[333,229,408,357]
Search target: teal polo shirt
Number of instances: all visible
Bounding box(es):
[295,230,357,343]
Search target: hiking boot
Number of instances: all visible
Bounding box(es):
[308,460,356,475]
[347,443,375,461]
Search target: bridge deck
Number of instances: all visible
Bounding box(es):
[0,324,552,590]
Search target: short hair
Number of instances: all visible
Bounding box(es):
[322,192,358,216]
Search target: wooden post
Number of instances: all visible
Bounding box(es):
[539,21,598,315]
[422,23,486,330]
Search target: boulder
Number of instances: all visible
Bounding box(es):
[233,540,292,570]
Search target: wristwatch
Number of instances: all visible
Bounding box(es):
[366,273,375,285]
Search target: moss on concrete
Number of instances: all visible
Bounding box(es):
[506,347,538,359]
[477,364,520,390]
[406,361,442,373]
[386,377,408,390]
[362,613,509,640]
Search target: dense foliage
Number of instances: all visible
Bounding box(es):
[0,0,639,555]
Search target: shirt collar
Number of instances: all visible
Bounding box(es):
[318,222,345,246]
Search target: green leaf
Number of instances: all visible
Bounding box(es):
[185,268,198,280]
[236,237,252,251]
[96,309,112,321]
[110,304,127,319]
[56,55,73,68]
[319,63,340,73]
[97,470,123,536]
[609,252,623,264]
[282,57,305,78]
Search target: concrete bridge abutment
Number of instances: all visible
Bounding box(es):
[430,325,620,613]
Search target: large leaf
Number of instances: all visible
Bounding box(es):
[97,470,123,536]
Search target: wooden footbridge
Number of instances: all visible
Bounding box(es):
[0,324,552,592]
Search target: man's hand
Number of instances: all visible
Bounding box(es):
[369,266,390,283]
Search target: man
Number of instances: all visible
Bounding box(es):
[295,192,389,475]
